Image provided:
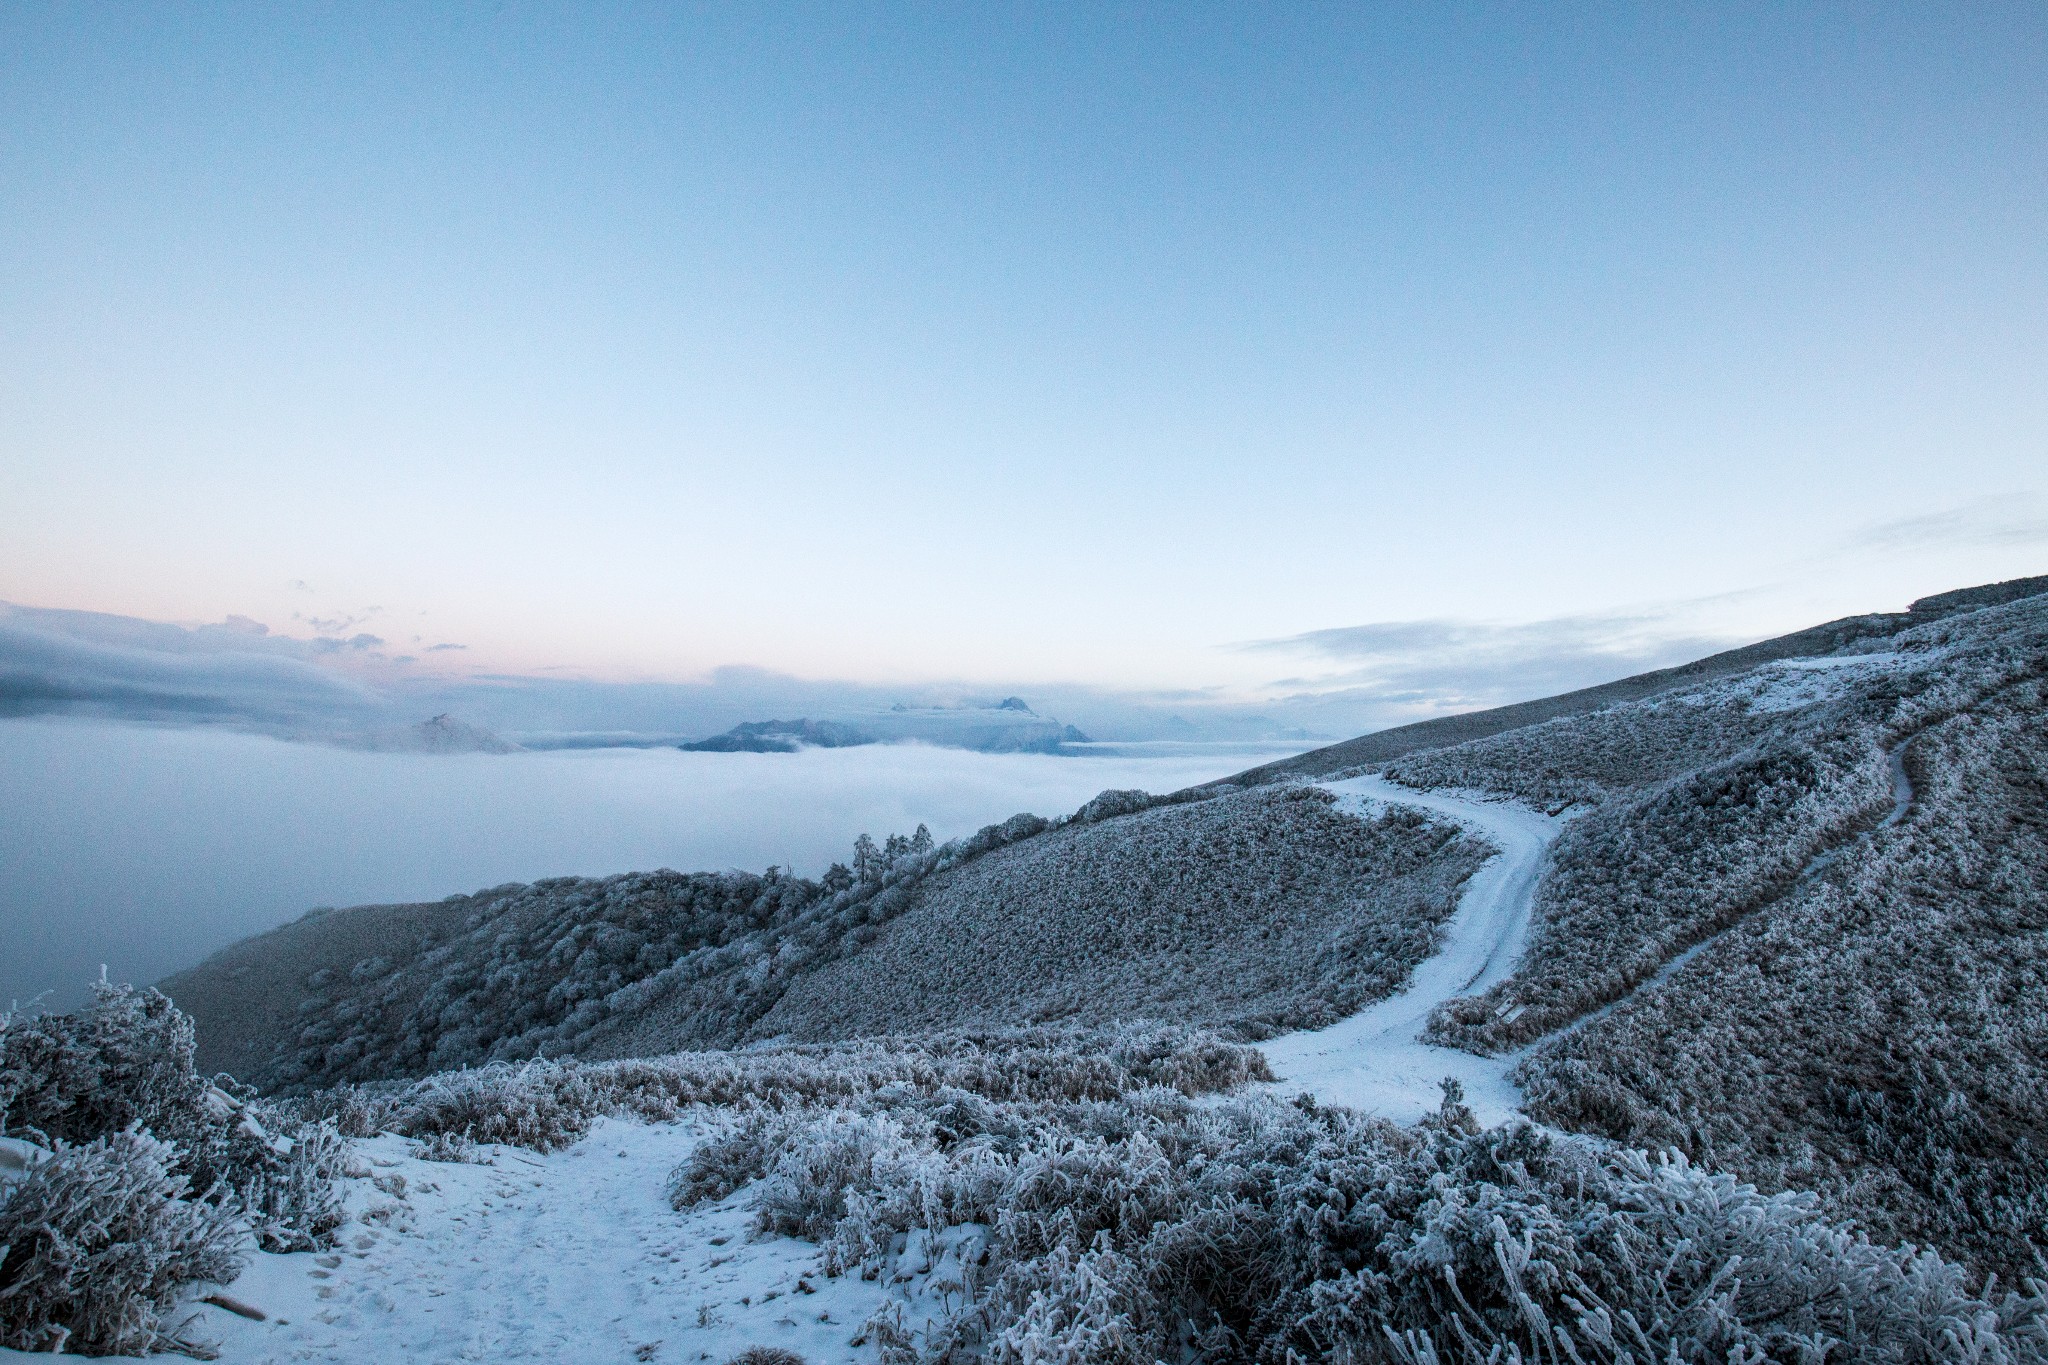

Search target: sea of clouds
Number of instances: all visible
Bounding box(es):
[0,717,1310,1010]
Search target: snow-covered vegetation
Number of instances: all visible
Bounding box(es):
[164,785,1487,1091]
[658,1080,2048,1365]
[163,808,1067,1092]
[757,787,1487,1041]
[0,985,345,1355]
[1513,661,2048,1277]
[1391,590,2048,1277]
[292,1023,1274,1154]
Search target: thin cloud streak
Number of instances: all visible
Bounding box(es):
[1849,498,2048,553]
[1240,608,1741,719]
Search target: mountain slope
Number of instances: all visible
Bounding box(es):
[1228,572,2048,786]
[162,786,1490,1092]
[159,572,2048,1278]
[735,786,1487,1045]
[1329,585,2048,1275]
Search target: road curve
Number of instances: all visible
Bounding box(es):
[1256,775,1560,1125]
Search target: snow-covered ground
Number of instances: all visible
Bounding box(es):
[3,775,1565,1365]
[1255,775,1561,1125]
[1,1118,964,1365]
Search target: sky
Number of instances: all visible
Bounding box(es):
[3,2,2046,717]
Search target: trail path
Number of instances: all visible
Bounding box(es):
[2,1121,927,1365]
[1257,776,1560,1125]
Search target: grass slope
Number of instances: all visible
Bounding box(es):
[162,788,1487,1093]
[746,787,1488,1044]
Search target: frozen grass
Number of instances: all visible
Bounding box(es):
[294,1022,1275,1154]
[670,1081,2048,1365]
[756,786,1489,1042]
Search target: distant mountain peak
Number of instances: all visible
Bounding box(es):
[995,696,1034,713]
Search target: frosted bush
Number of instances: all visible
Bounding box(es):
[1,983,348,1260]
[724,1348,806,1365]
[0,1129,244,1357]
[237,1118,349,1252]
[667,1110,803,1209]
[753,1111,908,1240]
[366,1024,1268,1157]
[699,1084,2048,1365]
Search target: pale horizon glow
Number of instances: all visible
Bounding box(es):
[3,4,2046,703]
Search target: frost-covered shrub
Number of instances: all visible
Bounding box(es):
[724,1348,805,1365]
[236,1120,349,1253]
[291,1082,400,1139]
[0,982,206,1149]
[373,1024,1269,1155]
[410,1131,492,1164]
[0,983,347,1258]
[713,1084,2048,1365]
[667,1110,802,1208]
[753,1111,909,1240]
[0,1129,244,1357]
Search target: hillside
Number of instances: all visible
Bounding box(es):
[157,573,2048,1281]
[1229,572,2048,785]
[722,787,1486,1044]
[1392,590,2048,1276]
[162,785,1491,1093]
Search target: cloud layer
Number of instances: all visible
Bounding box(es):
[1849,498,2048,553]
[1243,609,1735,717]
[0,604,391,728]
[0,597,1755,750]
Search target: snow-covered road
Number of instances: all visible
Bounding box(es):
[1256,776,1560,1125]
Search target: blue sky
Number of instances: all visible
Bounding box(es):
[4,3,2045,709]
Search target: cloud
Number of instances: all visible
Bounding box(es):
[1849,498,2048,553]
[0,603,393,730]
[299,610,378,634]
[308,633,385,653]
[0,598,1744,753]
[1240,608,1735,719]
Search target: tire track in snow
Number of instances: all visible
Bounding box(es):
[1256,776,1560,1126]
